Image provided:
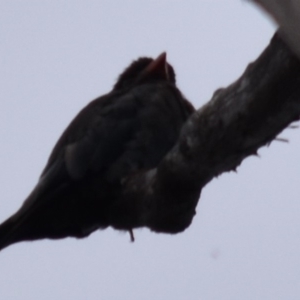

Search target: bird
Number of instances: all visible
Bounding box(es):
[0,52,195,251]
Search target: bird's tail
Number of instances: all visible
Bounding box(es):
[0,159,71,251]
[0,216,21,251]
[0,181,47,251]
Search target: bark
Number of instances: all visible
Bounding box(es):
[115,33,300,234]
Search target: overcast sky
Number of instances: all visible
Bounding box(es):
[1,1,300,300]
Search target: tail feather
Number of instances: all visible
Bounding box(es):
[0,217,21,251]
[0,163,66,251]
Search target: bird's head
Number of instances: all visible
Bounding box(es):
[113,52,176,91]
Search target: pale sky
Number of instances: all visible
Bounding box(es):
[1,1,300,300]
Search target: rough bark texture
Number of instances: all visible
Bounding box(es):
[113,33,300,234]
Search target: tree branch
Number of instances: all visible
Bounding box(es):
[110,33,300,235]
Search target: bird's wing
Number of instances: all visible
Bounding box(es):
[7,91,140,225]
[42,91,140,180]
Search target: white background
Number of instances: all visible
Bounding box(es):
[1,1,300,299]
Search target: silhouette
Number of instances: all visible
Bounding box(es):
[0,53,195,251]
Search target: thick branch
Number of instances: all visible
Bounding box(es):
[110,34,300,234]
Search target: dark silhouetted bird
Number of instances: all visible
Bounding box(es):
[0,53,195,251]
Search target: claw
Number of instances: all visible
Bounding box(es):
[129,229,135,242]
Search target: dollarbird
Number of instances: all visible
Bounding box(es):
[0,52,195,251]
